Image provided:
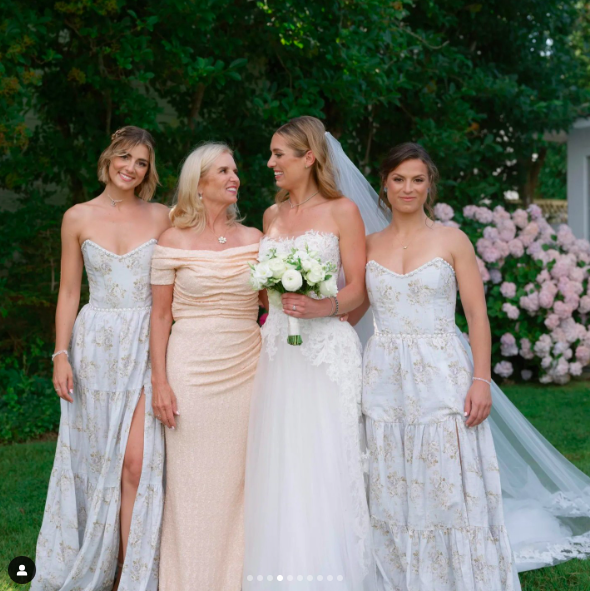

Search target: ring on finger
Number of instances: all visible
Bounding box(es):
[292,305,296,311]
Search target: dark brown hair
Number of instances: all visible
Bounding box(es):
[378,142,439,218]
[274,116,342,203]
[98,126,159,201]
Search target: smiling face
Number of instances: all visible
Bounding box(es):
[198,151,240,207]
[107,143,150,193]
[384,158,431,215]
[267,133,314,192]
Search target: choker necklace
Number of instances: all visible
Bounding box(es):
[106,193,123,207]
[288,191,319,209]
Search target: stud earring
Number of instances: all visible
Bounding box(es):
[383,187,388,193]
[198,193,203,200]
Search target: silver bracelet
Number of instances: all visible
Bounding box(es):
[327,297,335,317]
[52,350,69,361]
[330,297,339,317]
[472,376,491,386]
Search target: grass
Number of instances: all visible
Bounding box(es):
[1,382,589,590]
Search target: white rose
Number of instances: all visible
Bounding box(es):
[267,289,283,308]
[282,269,303,292]
[294,249,310,262]
[249,275,263,291]
[306,261,325,285]
[301,258,314,271]
[255,261,273,279]
[268,257,287,279]
[319,276,338,297]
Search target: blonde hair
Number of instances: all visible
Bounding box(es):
[170,142,241,230]
[97,126,159,201]
[274,116,343,204]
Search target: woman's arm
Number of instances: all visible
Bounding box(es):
[282,199,367,319]
[150,283,178,429]
[53,207,85,403]
[452,229,492,427]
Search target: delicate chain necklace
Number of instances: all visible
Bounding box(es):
[208,225,229,244]
[106,192,123,207]
[392,232,416,250]
[287,191,319,209]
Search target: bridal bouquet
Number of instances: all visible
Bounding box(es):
[250,246,338,345]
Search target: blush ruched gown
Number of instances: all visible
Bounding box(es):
[150,243,262,591]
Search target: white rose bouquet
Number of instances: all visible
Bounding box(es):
[249,246,338,345]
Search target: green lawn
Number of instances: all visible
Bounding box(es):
[1,382,589,590]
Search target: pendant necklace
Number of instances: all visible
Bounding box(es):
[288,190,319,209]
[106,192,123,207]
[209,225,228,244]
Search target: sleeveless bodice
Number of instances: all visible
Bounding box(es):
[367,257,457,336]
[82,239,156,310]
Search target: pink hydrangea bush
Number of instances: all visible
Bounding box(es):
[435,204,590,383]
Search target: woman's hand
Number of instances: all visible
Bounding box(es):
[152,380,180,429]
[464,381,492,427]
[282,293,333,319]
[53,355,74,403]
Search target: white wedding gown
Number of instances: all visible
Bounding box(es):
[243,230,377,590]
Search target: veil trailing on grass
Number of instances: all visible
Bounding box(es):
[326,131,590,572]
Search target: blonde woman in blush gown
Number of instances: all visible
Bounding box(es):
[150,143,263,591]
[32,126,170,591]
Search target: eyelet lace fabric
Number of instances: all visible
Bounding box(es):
[243,231,375,589]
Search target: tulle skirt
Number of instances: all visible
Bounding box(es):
[243,314,376,590]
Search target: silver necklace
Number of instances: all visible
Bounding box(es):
[209,226,228,244]
[106,192,123,207]
[288,191,319,209]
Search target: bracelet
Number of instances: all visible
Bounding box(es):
[52,350,69,361]
[330,296,339,317]
[472,376,491,386]
[327,297,336,317]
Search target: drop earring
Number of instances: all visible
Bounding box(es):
[198,193,203,200]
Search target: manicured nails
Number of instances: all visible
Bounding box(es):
[174,411,180,416]
[69,389,74,394]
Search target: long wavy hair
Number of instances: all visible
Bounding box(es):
[378,142,439,218]
[97,126,159,201]
[169,142,242,231]
[273,116,342,204]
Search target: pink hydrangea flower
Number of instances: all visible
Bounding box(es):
[498,220,517,242]
[493,205,511,224]
[500,282,517,298]
[520,292,540,313]
[494,360,514,378]
[483,226,500,241]
[536,270,551,284]
[500,333,519,356]
[463,205,478,219]
[508,238,524,258]
[580,295,590,314]
[534,335,552,357]
[569,362,583,376]
[521,369,533,381]
[489,269,502,284]
[544,314,560,330]
[541,356,553,369]
[520,338,535,360]
[554,300,574,320]
[474,207,494,224]
[512,209,528,229]
[502,303,520,320]
[557,225,576,249]
[528,204,543,219]
[434,203,454,222]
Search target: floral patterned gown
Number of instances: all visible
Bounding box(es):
[32,239,164,591]
[363,257,520,591]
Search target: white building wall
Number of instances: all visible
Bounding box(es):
[567,119,590,241]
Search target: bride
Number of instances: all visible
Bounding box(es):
[242,116,377,590]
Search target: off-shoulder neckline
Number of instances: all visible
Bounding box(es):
[153,242,259,255]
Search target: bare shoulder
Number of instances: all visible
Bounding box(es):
[330,196,360,218]
[237,223,263,243]
[436,224,472,247]
[148,201,171,219]
[263,203,280,232]
[156,226,187,248]
[366,228,387,248]
[62,201,94,229]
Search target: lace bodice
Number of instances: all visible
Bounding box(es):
[366,257,457,336]
[82,239,156,310]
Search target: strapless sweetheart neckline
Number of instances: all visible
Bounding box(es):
[82,238,158,258]
[366,257,455,278]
